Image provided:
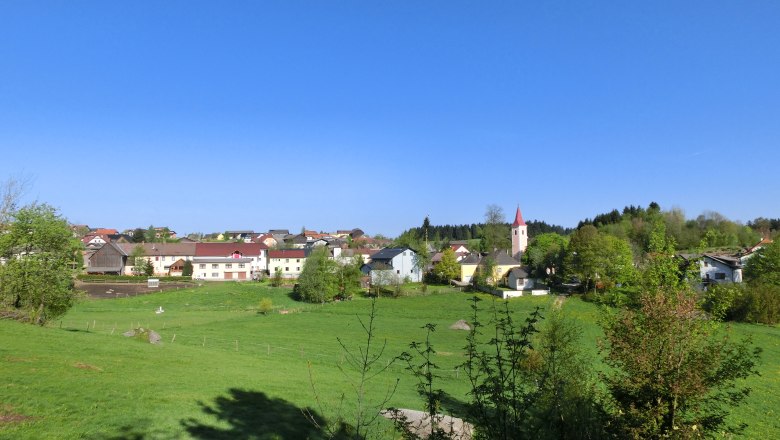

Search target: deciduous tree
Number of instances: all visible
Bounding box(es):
[601,289,761,438]
[0,203,82,324]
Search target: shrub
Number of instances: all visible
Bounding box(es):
[258,298,273,315]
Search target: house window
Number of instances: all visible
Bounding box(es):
[212,264,218,269]
[285,267,289,272]
[514,230,517,235]
[286,259,289,263]
[155,256,159,261]
[397,270,400,274]
[296,259,300,263]
[212,272,218,278]
[715,273,726,280]
[225,263,232,269]
[704,262,709,267]
[296,267,300,271]
[199,264,206,269]
[238,263,245,268]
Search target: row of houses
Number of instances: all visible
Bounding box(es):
[84,241,426,282]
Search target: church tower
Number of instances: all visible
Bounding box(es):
[511,205,528,260]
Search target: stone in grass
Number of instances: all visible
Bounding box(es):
[449,319,471,331]
[123,327,162,344]
[382,408,473,440]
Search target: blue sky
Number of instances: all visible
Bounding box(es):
[1,1,778,237]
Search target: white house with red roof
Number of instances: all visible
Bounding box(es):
[268,249,310,278]
[194,242,268,280]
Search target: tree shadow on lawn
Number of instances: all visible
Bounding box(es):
[182,388,355,439]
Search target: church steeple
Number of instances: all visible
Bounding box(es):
[511,205,527,259]
[512,206,526,227]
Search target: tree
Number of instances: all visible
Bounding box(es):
[271,267,284,287]
[0,203,82,324]
[460,297,543,439]
[336,255,364,299]
[601,289,761,438]
[480,204,510,252]
[564,225,636,291]
[744,239,780,285]
[0,176,29,227]
[129,245,147,276]
[641,220,692,291]
[522,232,568,280]
[182,260,193,277]
[297,247,339,303]
[432,248,459,282]
[131,228,147,243]
[524,307,607,439]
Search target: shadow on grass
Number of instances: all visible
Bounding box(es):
[87,420,166,440]
[438,391,471,421]
[181,388,356,439]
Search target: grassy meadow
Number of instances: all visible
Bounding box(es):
[0,282,778,439]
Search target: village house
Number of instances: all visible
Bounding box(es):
[194,242,268,279]
[118,242,197,276]
[268,249,310,278]
[362,247,422,283]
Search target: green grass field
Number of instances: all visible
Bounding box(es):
[1,282,778,439]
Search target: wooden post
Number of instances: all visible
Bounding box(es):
[171,334,176,343]
[202,336,206,347]
[110,328,115,335]
[92,320,96,329]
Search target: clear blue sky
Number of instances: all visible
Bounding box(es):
[1,1,778,237]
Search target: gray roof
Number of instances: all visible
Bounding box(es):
[371,248,411,261]
[508,267,529,278]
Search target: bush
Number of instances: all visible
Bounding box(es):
[703,283,780,325]
[258,298,273,315]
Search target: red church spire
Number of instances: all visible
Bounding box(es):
[512,205,526,227]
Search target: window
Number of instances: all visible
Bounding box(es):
[225,263,232,269]
[199,264,206,269]
[285,267,289,272]
[212,272,218,278]
[397,270,400,274]
[286,259,289,263]
[238,263,245,268]
[212,264,218,269]
[514,230,517,235]
[715,273,727,280]
[296,259,300,263]
[155,256,159,261]
[296,267,300,271]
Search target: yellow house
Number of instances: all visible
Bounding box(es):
[460,251,521,285]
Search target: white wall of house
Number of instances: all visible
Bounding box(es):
[193,257,253,281]
[385,251,422,282]
[125,254,194,276]
[268,256,306,278]
[700,257,741,283]
[507,273,535,291]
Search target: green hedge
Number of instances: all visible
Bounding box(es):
[76,274,193,283]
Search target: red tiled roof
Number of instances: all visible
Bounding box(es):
[195,242,267,257]
[268,249,306,259]
[94,228,119,235]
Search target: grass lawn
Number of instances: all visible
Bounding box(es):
[0,282,778,439]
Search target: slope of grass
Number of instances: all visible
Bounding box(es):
[1,282,777,439]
